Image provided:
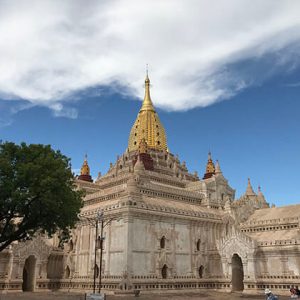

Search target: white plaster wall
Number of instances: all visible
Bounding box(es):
[110,253,124,275]
[110,223,125,250]
[288,256,300,275]
[132,220,151,250]
[175,254,190,274]
[267,257,282,275]
[132,252,151,275]
[208,254,222,277]
[81,226,90,251]
[108,220,126,275]
[174,224,191,274]
[78,254,89,276]
[175,224,189,252]
[156,221,171,231]
[130,219,152,275]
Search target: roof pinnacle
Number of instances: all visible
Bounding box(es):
[140,71,155,112]
[215,159,222,174]
[257,185,269,207]
[78,154,93,182]
[203,151,216,179]
[81,154,90,176]
[245,178,256,196]
[128,74,168,152]
[134,154,145,172]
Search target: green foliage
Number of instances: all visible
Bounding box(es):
[0,141,83,251]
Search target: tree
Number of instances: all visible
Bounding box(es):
[0,142,83,252]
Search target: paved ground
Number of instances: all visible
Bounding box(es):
[0,291,292,300]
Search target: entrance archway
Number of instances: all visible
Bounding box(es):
[64,266,71,279]
[22,255,37,292]
[198,265,204,278]
[231,253,244,291]
[161,264,168,279]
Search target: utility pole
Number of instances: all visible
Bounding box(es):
[92,211,103,294]
[93,218,98,294]
[98,219,104,293]
[80,210,115,297]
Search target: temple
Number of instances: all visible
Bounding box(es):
[0,75,299,294]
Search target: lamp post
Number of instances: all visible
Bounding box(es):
[81,210,115,296]
[93,211,103,294]
[99,219,104,294]
[98,215,116,294]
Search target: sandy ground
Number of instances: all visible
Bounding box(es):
[0,291,292,300]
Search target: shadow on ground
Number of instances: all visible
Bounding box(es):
[0,291,291,300]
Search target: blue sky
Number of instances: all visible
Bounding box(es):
[0,1,300,206]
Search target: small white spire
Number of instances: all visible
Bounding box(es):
[245,178,256,196]
[208,151,212,160]
[258,185,262,194]
[134,155,145,172]
[215,160,222,174]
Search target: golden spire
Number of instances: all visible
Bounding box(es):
[140,72,155,112]
[206,152,215,173]
[128,73,168,152]
[203,152,215,179]
[80,154,90,176]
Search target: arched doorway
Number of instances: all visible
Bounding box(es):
[198,265,204,278]
[231,253,244,291]
[161,264,168,279]
[196,239,201,251]
[160,236,166,249]
[64,266,71,279]
[22,255,37,292]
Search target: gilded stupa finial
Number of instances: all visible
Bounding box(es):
[128,74,168,152]
[203,151,216,179]
[80,154,90,176]
[140,69,155,112]
[78,154,93,182]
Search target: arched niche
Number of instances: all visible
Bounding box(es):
[162,264,168,279]
[22,255,37,292]
[199,265,204,278]
[231,253,244,291]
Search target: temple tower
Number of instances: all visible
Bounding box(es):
[128,74,168,152]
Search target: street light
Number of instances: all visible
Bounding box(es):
[99,218,104,294]
[80,210,115,296]
[98,216,116,294]
[93,211,103,294]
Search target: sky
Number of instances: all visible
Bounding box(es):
[0,0,300,207]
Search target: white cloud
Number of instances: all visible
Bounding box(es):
[0,117,13,128]
[0,0,300,113]
[50,103,78,119]
[285,81,300,87]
